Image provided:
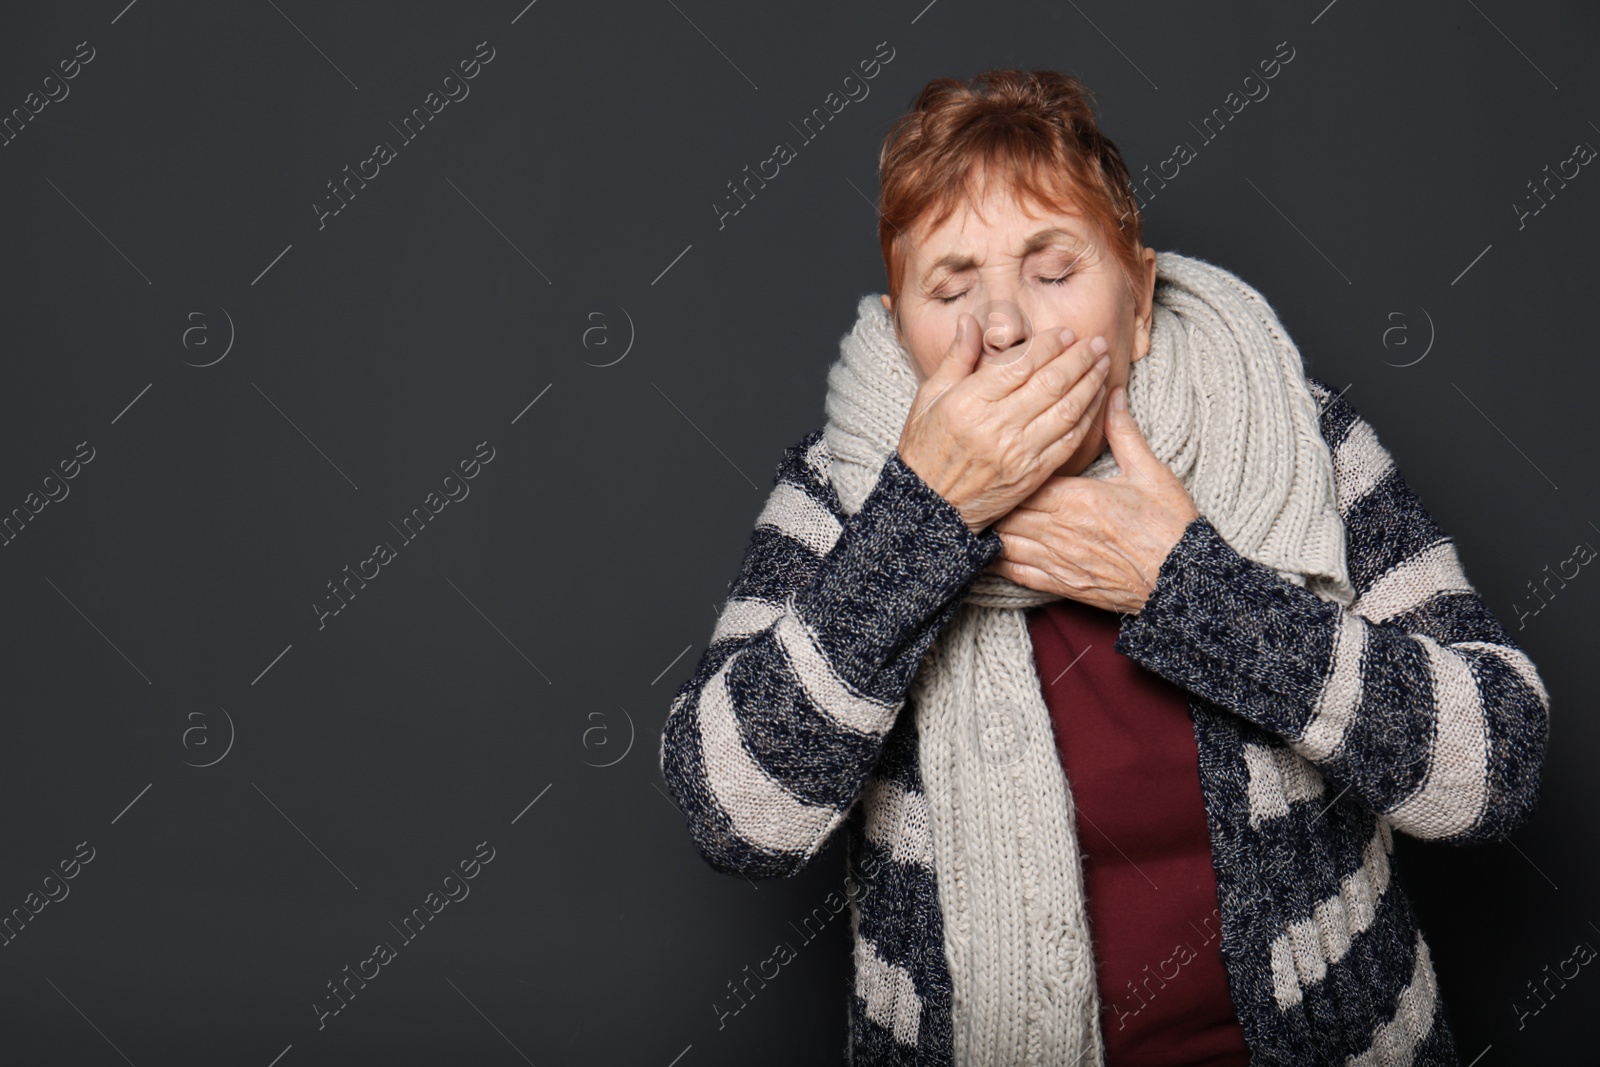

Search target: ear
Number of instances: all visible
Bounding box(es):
[1130,246,1157,363]
[880,293,903,344]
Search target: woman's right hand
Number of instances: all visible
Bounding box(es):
[896,313,1112,535]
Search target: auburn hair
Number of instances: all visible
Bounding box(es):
[876,69,1145,307]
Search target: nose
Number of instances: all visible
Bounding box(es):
[974,293,1034,366]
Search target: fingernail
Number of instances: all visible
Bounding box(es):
[1057,326,1075,345]
[1094,353,1110,373]
[1112,385,1127,410]
[1090,335,1109,355]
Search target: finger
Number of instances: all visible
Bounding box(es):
[985,328,1110,469]
[964,321,1075,404]
[994,528,1047,565]
[905,313,981,428]
[1003,489,1059,518]
[1019,332,1111,426]
[989,494,1056,530]
[1104,385,1157,470]
[924,312,983,388]
[1023,369,1111,475]
[1101,385,1163,489]
[988,556,1052,593]
[998,483,1062,518]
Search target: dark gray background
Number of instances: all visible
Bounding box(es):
[0,0,1594,1063]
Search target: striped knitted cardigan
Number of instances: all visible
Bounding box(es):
[659,374,1551,1066]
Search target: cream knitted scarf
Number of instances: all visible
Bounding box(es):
[821,250,1357,1065]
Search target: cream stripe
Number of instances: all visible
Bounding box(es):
[862,774,935,868]
[1346,932,1439,1067]
[1295,611,1368,762]
[695,655,838,855]
[1270,820,1393,1009]
[711,597,785,645]
[1332,418,1393,515]
[853,929,922,1047]
[1352,541,1474,625]
[1382,635,1490,839]
[1287,913,1328,991]
[774,608,899,736]
[756,480,843,558]
[1269,934,1300,1010]
[1244,742,1327,826]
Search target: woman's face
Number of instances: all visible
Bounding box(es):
[881,184,1157,478]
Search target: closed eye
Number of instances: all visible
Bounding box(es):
[934,273,1073,305]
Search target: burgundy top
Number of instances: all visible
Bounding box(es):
[1025,597,1251,1067]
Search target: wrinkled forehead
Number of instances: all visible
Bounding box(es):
[893,173,1111,276]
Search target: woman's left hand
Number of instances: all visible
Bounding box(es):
[984,385,1202,615]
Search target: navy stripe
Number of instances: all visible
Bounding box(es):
[1408,998,1461,1065]
[780,427,837,503]
[1342,468,1449,599]
[1307,374,1359,454]
[846,811,956,1065]
[728,524,828,604]
[725,637,886,809]
[1114,515,1342,740]
[1301,875,1427,1056]
[1316,625,1436,813]
[1390,587,1506,647]
[792,451,1000,701]
[1461,643,1549,839]
[868,702,924,795]
[1190,705,1303,1062]
[850,832,945,985]
[1246,770,1383,918]
[847,994,952,1067]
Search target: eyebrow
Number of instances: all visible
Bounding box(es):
[919,227,1085,285]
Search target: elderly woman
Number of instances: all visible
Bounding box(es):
[660,69,1549,1067]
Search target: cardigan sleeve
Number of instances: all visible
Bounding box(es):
[1114,376,1550,845]
[659,428,1003,878]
